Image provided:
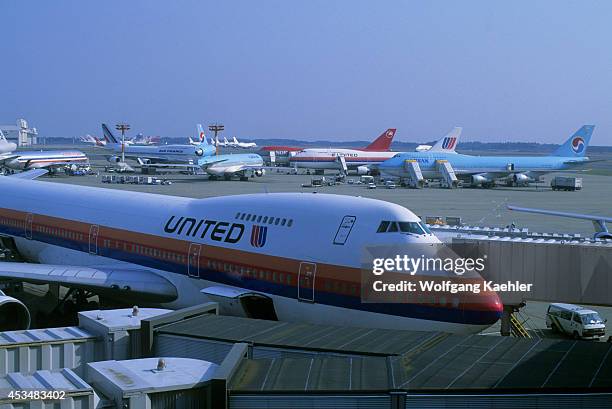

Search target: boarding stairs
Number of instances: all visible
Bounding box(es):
[402,160,425,188]
[510,309,546,339]
[436,160,458,188]
[335,155,348,175]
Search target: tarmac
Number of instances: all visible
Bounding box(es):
[33,144,612,238]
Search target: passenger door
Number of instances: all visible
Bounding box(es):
[187,243,201,278]
[298,262,316,302]
[88,225,99,255]
[25,213,33,240]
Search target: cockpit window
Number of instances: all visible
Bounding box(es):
[377,221,390,233]
[398,222,425,234]
[378,220,431,235]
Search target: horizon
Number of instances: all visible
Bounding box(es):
[2,1,611,145]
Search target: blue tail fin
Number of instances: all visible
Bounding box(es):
[196,124,208,145]
[551,125,594,157]
[101,124,119,144]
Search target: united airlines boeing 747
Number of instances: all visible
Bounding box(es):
[0,175,501,333]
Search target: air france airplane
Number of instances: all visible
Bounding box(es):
[99,124,215,165]
[379,125,595,187]
[0,174,501,333]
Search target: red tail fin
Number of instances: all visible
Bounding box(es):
[363,129,396,151]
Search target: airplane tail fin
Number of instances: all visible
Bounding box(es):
[224,137,229,144]
[233,137,239,144]
[101,124,119,144]
[0,130,6,141]
[196,124,208,145]
[551,125,594,157]
[363,129,396,151]
[428,127,462,153]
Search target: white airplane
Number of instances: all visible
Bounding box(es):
[289,128,398,174]
[0,173,502,333]
[291,128,461,175]
[0,130,17,155]
[232,137,257,149]
[0,150,89,173]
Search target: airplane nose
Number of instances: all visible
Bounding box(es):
[463,290,503,325]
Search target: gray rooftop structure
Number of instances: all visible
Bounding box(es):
[150,312,612,393]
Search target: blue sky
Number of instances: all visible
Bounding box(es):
[1,1,611,144]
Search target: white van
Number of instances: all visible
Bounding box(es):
[546,303,606,339]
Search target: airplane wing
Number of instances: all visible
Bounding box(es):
[0,262,178,303]
[7,169,48,179]
[29,162,79,170]
[199,158,229,169]
[507,205,612,223]
[0,155,19,165]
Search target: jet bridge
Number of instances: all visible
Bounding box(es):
[436,159,458,188]
[335,155,348,175]
[402,159,424,188]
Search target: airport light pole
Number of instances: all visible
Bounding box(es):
[209,124,224,155]
[115,123,130,163]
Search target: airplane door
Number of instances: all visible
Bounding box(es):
[188,243,201,278]
[298,262,316,302]
[88,225,99,255]
[25,213,33,240]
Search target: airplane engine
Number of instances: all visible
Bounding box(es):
[357,166,370,175]
[107,156,121,163]
[254,169,265,177]
[511,173,531,186]
[0,290,31,331]
[471,174,489,186]
[195,148,205,157]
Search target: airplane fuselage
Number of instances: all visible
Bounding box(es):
[379,152,590,179]
[291,149,398,170]
[101,143,214,164]
[1,150,89,170]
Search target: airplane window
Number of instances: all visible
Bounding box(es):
[263,216,268,223]
[281,219,286,226]
[268,217,274,225]
[236,212,241,219]
[240,214,246,220]
[398,222,425,235]
[388,222,399,232]
[288,219,293,227]
[275,218,280,225]
[419,222,431,234]
[257,215,262,223]
[377,221,390,233]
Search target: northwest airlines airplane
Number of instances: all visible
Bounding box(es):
[290,128,461,174]
[0,174,501,333]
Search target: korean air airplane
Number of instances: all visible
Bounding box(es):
[0,173,501,333]
[378,125,595,187]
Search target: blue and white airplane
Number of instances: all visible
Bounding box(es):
[99,123,215,165]
[378,125,595,187]
[198,153,266,180]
